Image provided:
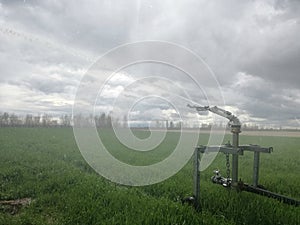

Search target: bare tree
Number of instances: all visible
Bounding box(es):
[25,114,34,127]
[60,114,71,127]
[106,113,112,128]
[34,115,41,127]
[9,113,19,127]
[2,112,9,127]
[41,114,52,127]
[99,113,106,127]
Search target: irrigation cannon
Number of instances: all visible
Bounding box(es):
[185,104,300,209]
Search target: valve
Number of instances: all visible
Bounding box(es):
[211,170,232,187]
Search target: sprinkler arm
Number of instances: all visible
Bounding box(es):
[187,104,241,127]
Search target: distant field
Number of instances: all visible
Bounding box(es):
[240,130,300,137]
[0,128,299,225]
[165,129,300,137]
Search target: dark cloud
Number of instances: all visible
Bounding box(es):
[223,72,300,126]
[1,0,138,53]
[0,0,299,127]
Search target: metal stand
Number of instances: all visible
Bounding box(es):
[231,125,241,184]
[186,104,299,207]
[193,142,300,207]
[253,151,260,187]
[193,148,200,210]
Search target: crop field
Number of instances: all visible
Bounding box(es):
[0,128,299,225]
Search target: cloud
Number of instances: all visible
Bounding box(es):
[0,82,73,114]
[0,0,299,127]
[223,72,300,126]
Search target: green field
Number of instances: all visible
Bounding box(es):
[0,128,299,225]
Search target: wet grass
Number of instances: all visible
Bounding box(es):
[0,128,299,225]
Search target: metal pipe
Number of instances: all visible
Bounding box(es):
[243,184,300,207]
[193,148,200,210]
[232,126,240,183]
[253,152,260,187]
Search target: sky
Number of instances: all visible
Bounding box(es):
[0,0,299,128]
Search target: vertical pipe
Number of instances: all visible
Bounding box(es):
[193,148,200,209]
[253,152,260,187]
[232,126,240,183]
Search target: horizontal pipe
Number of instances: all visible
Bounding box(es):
[243,184,300,207]
[211,179,299,206]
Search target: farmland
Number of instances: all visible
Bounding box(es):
[0,128,299,225]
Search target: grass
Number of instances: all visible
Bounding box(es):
[0,128,299,225]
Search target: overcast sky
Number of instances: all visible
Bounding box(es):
[0,0,299,128]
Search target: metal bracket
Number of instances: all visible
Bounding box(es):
[195,143,272,187]
[196,145,243,155]
[239,145,273,153]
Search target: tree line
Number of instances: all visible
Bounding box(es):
[0,112,294,130]
[0,112,70,127]
[0,112,118,128]
[0,112,181,129]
